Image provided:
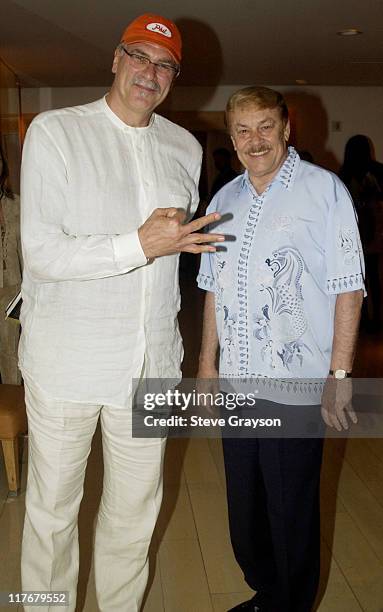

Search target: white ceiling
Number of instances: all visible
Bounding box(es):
[1,0,383,87]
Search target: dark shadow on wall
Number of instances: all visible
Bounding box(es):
[284,91,339,172]
[159,17,223,113]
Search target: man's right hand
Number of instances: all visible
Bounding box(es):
[138,208,224,259]
[321,376,357,431]
[196,362,220,415]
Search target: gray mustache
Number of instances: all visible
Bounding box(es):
[134,78,161,92]
[246,147,271,155]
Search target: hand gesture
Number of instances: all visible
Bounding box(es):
[138,208,224,259]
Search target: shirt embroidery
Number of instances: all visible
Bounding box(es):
[197,147,365,384]
[237,193,266,374]
[337,227,359,265]
[253,246,312,370]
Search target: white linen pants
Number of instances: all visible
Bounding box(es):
[21,379,166,612]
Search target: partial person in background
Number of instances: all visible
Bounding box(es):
[298,149,314,163]
[0,141,22,384]
[210,147,238,200]
[339,134,383,331]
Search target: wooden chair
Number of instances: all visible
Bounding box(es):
[0,384,27,495]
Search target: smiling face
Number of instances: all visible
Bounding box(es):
[229,104,290,194]
[108,41,177,126]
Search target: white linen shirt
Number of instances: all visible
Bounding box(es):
[19,96,202,407]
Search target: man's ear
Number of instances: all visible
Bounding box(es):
[231,135,237,152]
[111,47,121,74]
[284,119,291,142]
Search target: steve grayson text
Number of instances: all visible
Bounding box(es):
[143,415,282,429]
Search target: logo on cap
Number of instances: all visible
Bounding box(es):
[146,22,172,38]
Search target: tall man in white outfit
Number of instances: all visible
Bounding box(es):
[19,13,223,611]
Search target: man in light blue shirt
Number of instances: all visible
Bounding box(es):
[197,86,364,612]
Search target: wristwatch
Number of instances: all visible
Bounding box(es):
[329,369,352,379]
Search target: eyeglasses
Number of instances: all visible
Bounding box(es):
[120,47,180,78]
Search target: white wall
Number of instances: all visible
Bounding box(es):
[21,86,107,113]
[21,85,383,169]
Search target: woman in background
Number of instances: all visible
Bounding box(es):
[0,141,22,383]
[340,135,383,332]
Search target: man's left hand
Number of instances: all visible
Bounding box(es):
[321,376,357,431]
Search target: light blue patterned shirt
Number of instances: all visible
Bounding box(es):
[197,147,365,386]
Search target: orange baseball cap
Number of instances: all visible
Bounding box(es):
[120,13,182,64]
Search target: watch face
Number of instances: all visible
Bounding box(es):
[334,369,347,379]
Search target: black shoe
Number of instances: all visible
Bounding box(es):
[227,595,260,611]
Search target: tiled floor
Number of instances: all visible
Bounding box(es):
[1,275,383,611]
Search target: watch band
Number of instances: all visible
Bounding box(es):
[329,369,352,379]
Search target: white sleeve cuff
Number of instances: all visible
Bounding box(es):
[326,272,366,296]
[197,272,216,291]
[112,231,148,272]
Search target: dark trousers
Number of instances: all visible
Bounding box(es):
[222,431,324,612]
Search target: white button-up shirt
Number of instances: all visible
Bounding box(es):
[19,96,202,407]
